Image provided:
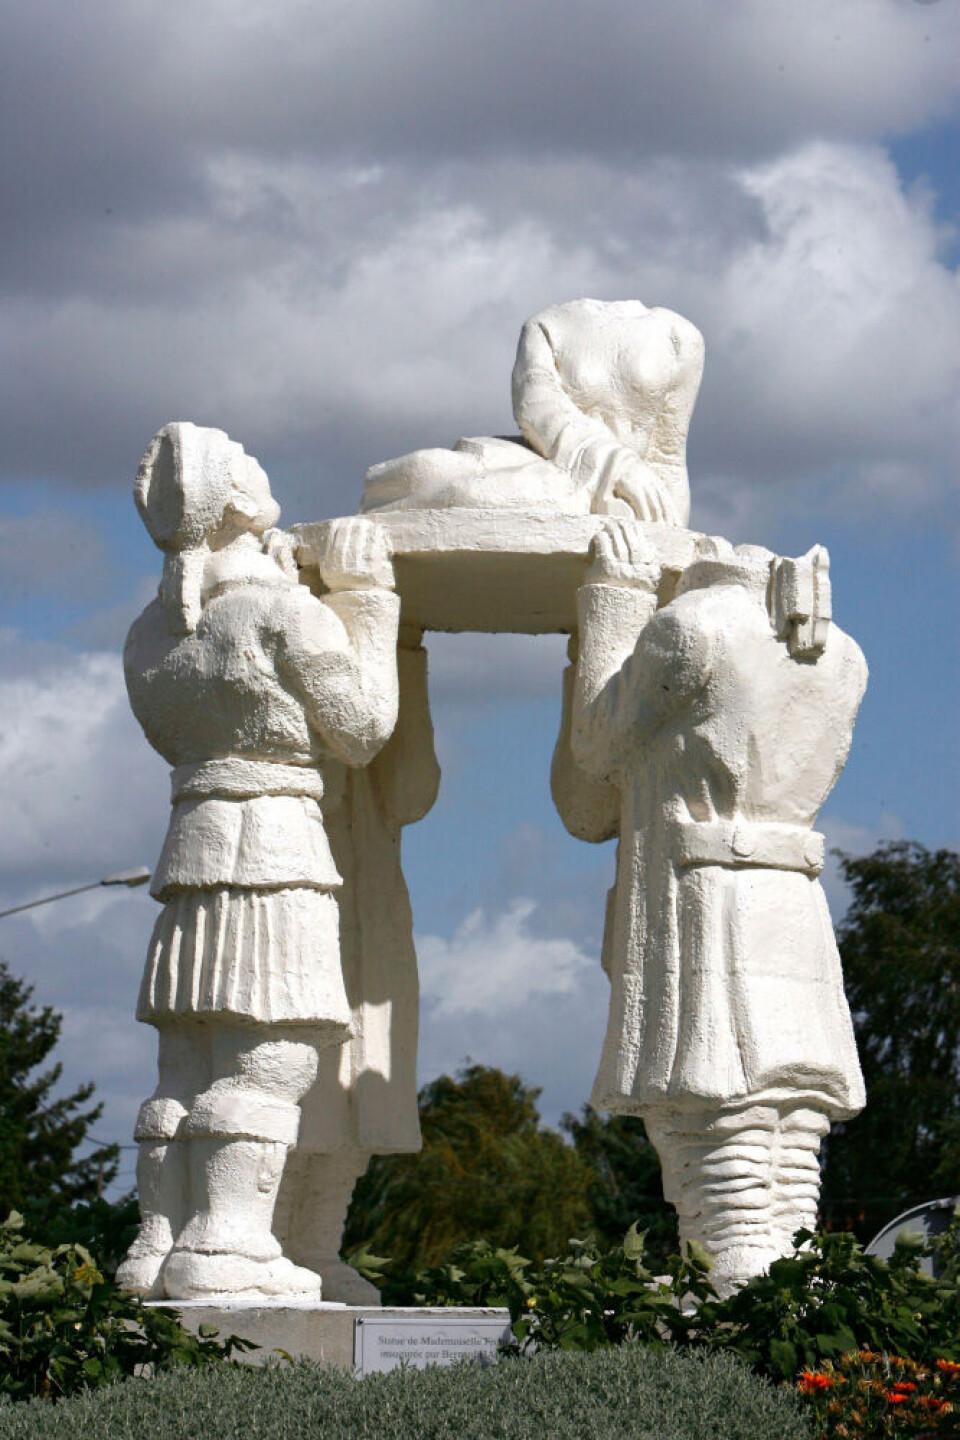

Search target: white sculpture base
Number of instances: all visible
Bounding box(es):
[161,1300,512,1373]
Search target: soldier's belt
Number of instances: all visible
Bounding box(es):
[672,818,825,876]
[171,757,324,803]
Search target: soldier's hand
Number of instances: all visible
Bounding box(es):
[317,517,395,592]
[587,520,660,591]
[262,527,299,580]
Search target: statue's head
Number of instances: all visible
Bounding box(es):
[134,423,280,633]
[135,423,279,552]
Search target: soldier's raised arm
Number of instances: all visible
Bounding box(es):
[277,518,400,768]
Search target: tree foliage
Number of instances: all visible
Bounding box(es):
[343,1065,594,1297]
[560,1105,677,1261]
[820,842,960,1242]
[0,960,119,1226]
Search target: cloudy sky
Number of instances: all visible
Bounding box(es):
[0,0,957,1193]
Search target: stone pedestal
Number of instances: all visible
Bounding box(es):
[163,1300,512,1373]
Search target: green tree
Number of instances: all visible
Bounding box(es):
[560,1106,677,1262]
[820,842,960,1243]
[0,959,119,1225]
[343,1065,594,1297]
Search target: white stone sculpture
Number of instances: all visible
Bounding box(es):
[117,423,400,1300]
[562,523,867,1292]
[119,298,870,1311]
[274,625,440,1303]
[363,299,704,526]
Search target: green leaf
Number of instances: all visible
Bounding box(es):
[768,1339,798,1379]
[684,1238,713,1271]
[622,1224,647,1261]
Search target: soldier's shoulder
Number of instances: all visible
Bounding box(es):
[124,597,167,666]
[825,623,869,686]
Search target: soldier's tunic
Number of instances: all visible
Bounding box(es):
[125,559,399,1036]
[575,576,867,1120]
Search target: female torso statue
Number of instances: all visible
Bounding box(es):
[363,299,704,527]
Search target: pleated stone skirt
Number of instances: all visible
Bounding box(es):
[137,886,351,1033]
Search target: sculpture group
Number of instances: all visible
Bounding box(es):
[118,299,867,1303]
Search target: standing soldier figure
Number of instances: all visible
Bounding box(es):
[118,423,400,1300]
[569,524,867,1292]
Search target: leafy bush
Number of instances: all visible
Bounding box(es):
[695,1228,960,1382]
[39,1195,141,1280]
[0,1212,251,1402]
[0,1346,814,1440]
[406,1225,716,1352]
[394,1221,960,1383]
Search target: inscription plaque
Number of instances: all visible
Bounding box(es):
[354,1311,512,1376]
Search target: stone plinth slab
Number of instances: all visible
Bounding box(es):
[293,511,700,634]
[162,1299,512,1373]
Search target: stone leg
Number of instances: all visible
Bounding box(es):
[772,1106,830,1252]
[162,1025,325,1300]
[116,1023,208,1297]
[644,1102,830,1296]
[276,1149,379,1304]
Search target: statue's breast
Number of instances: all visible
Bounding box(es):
[555,314,680,432]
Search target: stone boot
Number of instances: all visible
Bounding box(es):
[163,1137,322,1300]
[115,1098,188,1298]
[277,1150,380,1304]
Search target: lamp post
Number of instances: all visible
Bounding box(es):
[0,868,151,919]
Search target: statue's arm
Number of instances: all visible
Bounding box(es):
[551,650,620,843]
[571,581,660,781]
[277,520,401,768]
[512,319,614,474]
[571,523,713,779]
[512,318,673,521]
[573,591,711,780]
[370,630,441,827]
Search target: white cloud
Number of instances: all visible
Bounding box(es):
[701,143,960,496]
[1,141,955,540]
[416,896,611,1128]
[418,898,594,1020]
[0,633,167,893]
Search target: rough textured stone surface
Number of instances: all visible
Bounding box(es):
[120,423,402,1303]
[554,522,867,1291]
[294,511,700,634]
[121,299,868,1305]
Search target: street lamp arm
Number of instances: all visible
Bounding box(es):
[101,868,152,888]
[0,868,152,920]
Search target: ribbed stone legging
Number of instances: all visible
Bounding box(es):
[645,1102,830,1292]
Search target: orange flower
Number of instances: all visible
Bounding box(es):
[886,1391,909,1405]
[920,1396,950,1413]
[936,1359,960,1378]
[798,1371,835,1394]
[890,1381,916,1394]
